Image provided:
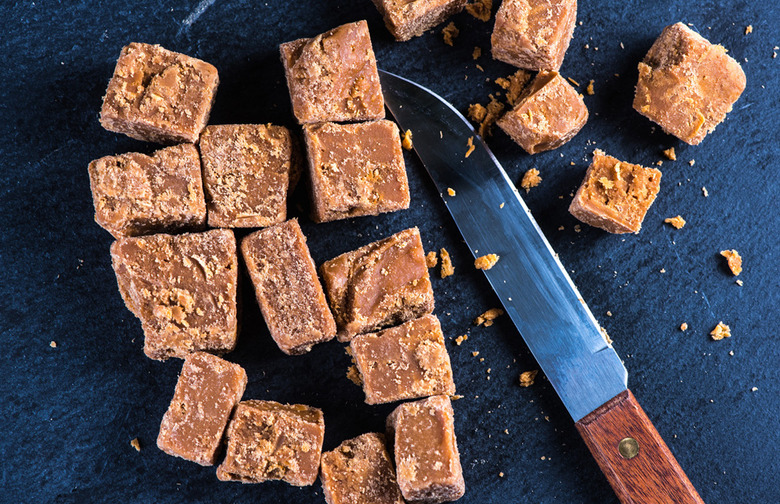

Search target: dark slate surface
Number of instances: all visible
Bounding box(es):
[1,1,778,503]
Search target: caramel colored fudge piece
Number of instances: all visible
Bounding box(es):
[387,395,465,503]
[351,315,456,405]
[633,23,746,145]
[491,0,577,71]
[200,124,298,228]
[111,229,238,360]
[568,150,662,234]
[320,433,405,504]
[88,144,206,238]
[321,227,435,342]
[157,352,246,465]
[280,20,384,124]
[303,120,410,223]
[371,0,468,41]
[241,220,337,355]
[497,70,587,154]
[216,400,325,486]
[100,43,219,144]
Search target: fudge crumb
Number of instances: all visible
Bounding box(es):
[465,0,492,21]
[655,160,663,166]
[401,129,413,150]
[447,187,457,196]
[689,159,695,166]
[519,370,539,387]
[346,365,363,386]
[521,168,542,192]
[606,311,612,317]
[473,46,482,59]
[440,248,455,278]
[680,322,689,331]
[660,268,666,273]
[751,387,758,392]
[495,77,511,89]
[426,251,438,268]
[475,254,499,270]
[663,147,677,161]
[598,176,614,190]
[586,80,595,95]
[451,394,464,400]
[475,308,504,327]
[465,136,476,158]
[455,334,468,346]
[499,472,505,478]
[468,103,487,123]
[702,187,709,197]
[500,202,505,209]
[468,96,505,137]
[442,22,459,46]
[729,350,735,356]
[49,341,57,348]
[710,322,731,341]
[745,25,753,35]
[472,351,480,357]
[130,438,141,452]
[505,70,531,105]
[476,64,484,72]
[574,224,582,233]
[736,279,744,286]
[567,77,580,87]
[664,215,686,229]
[720,249,742,275]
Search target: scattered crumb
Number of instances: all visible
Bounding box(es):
[465,0,492,21]
[472,351,480,357]
[475,254,500,270]
[586,80,595,95]
[606,311,612,317]
[346,365,363,386]
[664,215,686,229]
[655,160,663,166]
[401,129,413,150]
[472,46,482,59]
[567,77,580,87]
[440,248,455,278]
[468,95,505,137]
[745,25,753,35]
[49,341,57,348]
[498,472,505,478]
[455,334,468,346]
[660,268,666,273]
[663,147,677,161]
[720,249,742,276]
[710,322,731,341]
[729,350,734,356]
[598,176,614,190]
[504,429,509,434]
[504,70,531,106]
[519,370,539,387]
[680,322,688,331]
[521,168,542,192]
[468,103,487,123]
[600,326,612,344]
[540,456,546,460]
[450,394,464,400]
[736,279,744,286]
[500,202,505,209]
[557,226,564,231]
[574,224,582,233]
[476,64,484,72]
[442,22,459,46]
[495,77,510,89]
[751,387,758,392]
[702,186,709,197]
[465,136,475,158]
[130,438,141,452]
[689,159,695,166]
[447,187,457,197]
[475,308,504,327]
[426,251,438,268]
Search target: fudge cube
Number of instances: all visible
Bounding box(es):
[491,0,577,71]
[633,22,746,145]
[497,70,587,154]
[100,42,219,144]
[216,400,325,486]
[568,150,662,234]
[320,432,405,504]
[371,0,468,41]
[200,124,298,228]
[280,20,385,124]
[321,227,434,342]
[88,143,206,238]
[303,120,410,223]
[351,315,456,405]
[241,219,337,355]
[386,395,465,503]
[157,352,247,465]
[111,229,238,360]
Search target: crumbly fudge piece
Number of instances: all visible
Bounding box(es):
[568,150,662,234]
[633,23,746,145]
[303,120,410,223]
[111,229,238,360]
[491,0,577,71]
[200,124,298,228]
[351,315,456,405]
[241,220,337,355]
[88,144,206,238]
[320,433,405,504]
[372,0,467,41]
[100,43,219,144]
[497,70,587,154]
[386,395,465,503]
[321,227,434,342]
[157,352,246,465]
[280,20,384,124]
[216,400,325,486]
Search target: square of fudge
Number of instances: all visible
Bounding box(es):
[320,432,405,504]
[351,315,456,405]
[88,143,206,238]
[200,124,299,228]
[100,42,219,144]
[320,227,434,342]
[386,395,465,503]
[371,0,468,41]
[216,400,325,486]
[491,0,577,71]
[111,229,238,360]
[303,120,410,223]
[568,150,662,234]
[157,352,247,465]
[280,20,385,124]
[633,22,746,145]
[497,70,588,154]
[241,219,337,355]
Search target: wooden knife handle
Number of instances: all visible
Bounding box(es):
[575,390,704,504]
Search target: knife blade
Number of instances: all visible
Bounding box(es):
[379,69,704,504]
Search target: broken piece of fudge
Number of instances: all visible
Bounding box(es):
[633,22,746,145]
[88,143,206,238]
[111,229,238,360]
[387,395,465,503]
[568,150,662,234]
[350,315,456,405]
[371,0,468,41]
[320,227,435,342]
[100,42,219,144]
[303,120,410,223]
[280,20,384,124]
[241,219,337,355]
[216,400,325,486]
[157,352,246,465]
[320,432,405,504]
[491,0,577,71]
[497,70,587,154]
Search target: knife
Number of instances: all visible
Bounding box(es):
[379,69,704,504]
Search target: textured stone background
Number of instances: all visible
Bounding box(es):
[0,1,778,502]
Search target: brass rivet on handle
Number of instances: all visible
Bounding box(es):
[618,437,639,459]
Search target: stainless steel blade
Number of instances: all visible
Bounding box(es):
[379,70,627,422]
